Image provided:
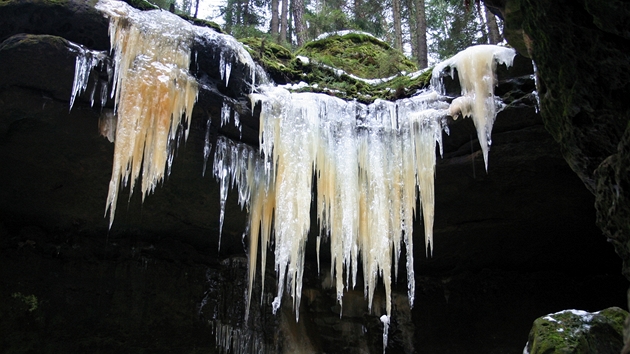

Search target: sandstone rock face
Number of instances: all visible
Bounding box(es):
[0,1,627,353]
[484,0,630,274]
[484,0,630,351]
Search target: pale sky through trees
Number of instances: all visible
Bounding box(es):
[184,0,226,24]
[179,0,502,67]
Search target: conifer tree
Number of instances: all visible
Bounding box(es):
[414,0,427,68]
[271,0,280,37]
[293,0,305,45]
[392,0,403,50]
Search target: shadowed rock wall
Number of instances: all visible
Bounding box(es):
[0,0,627,353]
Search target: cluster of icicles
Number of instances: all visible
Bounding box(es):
[71,0,516,351]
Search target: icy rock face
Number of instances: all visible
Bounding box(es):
[86,0,262,228]
[93,0,199,227]
[211,45,515,350]
[71,5,515,349]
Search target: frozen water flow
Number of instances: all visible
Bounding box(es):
[221,102,231,127]
[95,0,200,228]
[243,86,455,348]
[225,61,232,86]
[432,45,516,171]
[69,43,111,110]
[202,117,213,177]
[77,6,515,349]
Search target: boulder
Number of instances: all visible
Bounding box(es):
[524,307,628,354]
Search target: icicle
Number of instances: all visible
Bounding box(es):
[69,43,111,111]
[221,101,231,127]
[225,61,232,87]
[219,54,226,83]
[213,138,229,250]
[432,45,516,171]
[95,0,199,227]
[380,314,390,354]
[202,117,212,177]
[98,109,117,143]
[83,7,515,346]
[531,60,541,113]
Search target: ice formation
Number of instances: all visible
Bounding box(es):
[68,43,112,110]
[92,0,199,227]
[89,0,259,228]
[432,45,516,170]
[234,88,448,349]
[71,3,515,349]
[224,45,515,350]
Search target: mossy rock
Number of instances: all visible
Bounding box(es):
[240,33,432,103]
[0,0,110,50]
[239,37,302,83]
[120,0,158,10]
[292,63,433,104]
[179,13,223,33]
[296,32,417,80]
[524,307,628,354]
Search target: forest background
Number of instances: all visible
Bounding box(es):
[146,0,503,69]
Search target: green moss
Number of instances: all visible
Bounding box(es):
[121,0,158,10]
[526,308,628,354]
[0,34,68,52]
[297,32,417,79]
[238,33,430,102]
[11,292,39,312]
[239,37,303,83]
[179,14,223,33]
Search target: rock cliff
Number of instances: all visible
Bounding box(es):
[0,0,627,353]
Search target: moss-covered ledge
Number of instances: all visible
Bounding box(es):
[296,32,417,79]
[240,32,433,103]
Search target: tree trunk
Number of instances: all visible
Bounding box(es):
[271,0,280,38]
[392,0,403,50]
[414,0,427,68]
[293,0,305,46]
[485,5,502,44]
[243,0,250,25]
[280,0,289,43]
[224,0,234,33]
[404,0,417,63]
[354,0,362,23]
[193,0,199,18]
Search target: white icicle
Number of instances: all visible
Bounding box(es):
[69,43,110,110]
[432,45,516,171]
[245,45,512,346]
[79,7,515,346]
